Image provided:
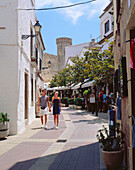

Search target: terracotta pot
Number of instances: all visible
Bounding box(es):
[102,149,124,170]
[0,122,9,138]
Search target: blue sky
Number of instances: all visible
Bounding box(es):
[35,0,110,55]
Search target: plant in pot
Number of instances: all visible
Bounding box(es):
[97,123,125,170]
[68,98,74,108]
[61,97,68,107]
[75,98,83,110]
[0,113,10,139]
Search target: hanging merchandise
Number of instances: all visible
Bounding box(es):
[129,38,135,70]
[132,115,135,148]
[116,95,121,120]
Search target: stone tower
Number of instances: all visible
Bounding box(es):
[56,37,72,71]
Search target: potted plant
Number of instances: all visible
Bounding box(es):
[68,98,74,109]
[75,98,83,110]
[97,123,125,170]
[0,113,10,139]
[61,97,68,107]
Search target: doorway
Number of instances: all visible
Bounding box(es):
[25,72,29,126]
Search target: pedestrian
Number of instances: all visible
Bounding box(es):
[90,92,96,114]
[103,91,107,113]
[49,91,61,129]
[98,89,103,112]
[38,89,50,129]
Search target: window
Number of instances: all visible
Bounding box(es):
[116,0,120,22]
[35,47,38,64]
[31,74,34,105]
[30,27,33,58]
[105,20,109,34]
[40,58,42,71]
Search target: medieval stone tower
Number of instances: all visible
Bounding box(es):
[56,37,72,71]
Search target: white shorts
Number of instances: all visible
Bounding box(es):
[39,107,49,116]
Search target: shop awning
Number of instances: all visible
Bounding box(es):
[81,80,95,88]
[47,86,70,91]
[71,82,82,90]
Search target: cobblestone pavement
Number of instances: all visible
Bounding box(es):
[0,107,108,170]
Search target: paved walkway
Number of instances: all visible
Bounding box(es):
[0,107,108,170]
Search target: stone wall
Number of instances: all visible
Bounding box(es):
[56,37,72,71]
[42,53,58,83]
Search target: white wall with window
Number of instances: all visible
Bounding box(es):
[0,0,45,135]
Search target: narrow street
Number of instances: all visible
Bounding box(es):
[0,108,108,170]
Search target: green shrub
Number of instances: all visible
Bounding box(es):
[61,98,68,104]
[0,113,10,123]
[75,98,83,106]
[68,98,74,105]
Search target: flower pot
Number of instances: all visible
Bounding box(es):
[61,103,66,107]
[102,149,124,170]
[76,106,82,110]
[69,104,74,108]
[0,122,9,138]
[73,105,76,109]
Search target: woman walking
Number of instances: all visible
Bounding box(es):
[50,91,61,129]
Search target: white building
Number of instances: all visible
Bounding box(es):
[65,40,97,66]
[65,39,98,66]
[98,1,114,51]
[0,0,45,135]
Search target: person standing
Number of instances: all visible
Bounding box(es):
[38,89,50,129]
[98,89,103,112]
[103,91,107,113]
[50,91,61,129]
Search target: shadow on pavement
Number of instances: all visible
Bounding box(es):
[9,142,101,170]
[72,118,108,124]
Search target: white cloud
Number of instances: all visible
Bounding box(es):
[35,0,110,24]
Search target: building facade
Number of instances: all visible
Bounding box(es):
[42,37,72,83]
[0,0,45,134]
[113,0,135,169]
[42,53,58,83]
[98,1,114,51]
[65,40,98,67]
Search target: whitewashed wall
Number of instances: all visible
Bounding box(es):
[0,0,37,134]
[0,0,18,134]
[17,0,36,133]
[100,7,113,40]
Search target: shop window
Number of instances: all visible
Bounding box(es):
[105,20,109,34]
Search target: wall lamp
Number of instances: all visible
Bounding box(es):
[42,61,51,69]
[21,21,42,40]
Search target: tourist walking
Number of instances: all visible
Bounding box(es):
[50,91,61,129]
[38,89,50,129]
[98,89,103,112]
[103,91,107,113]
